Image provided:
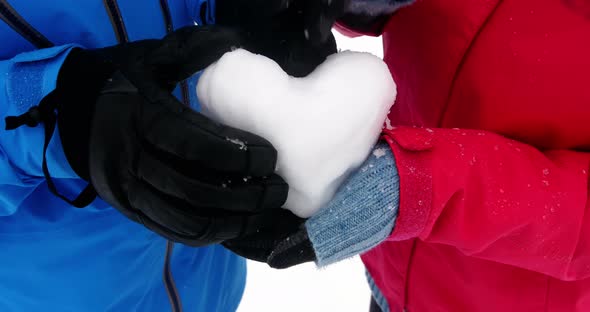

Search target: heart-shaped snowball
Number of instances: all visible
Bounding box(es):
[197,49,396,218]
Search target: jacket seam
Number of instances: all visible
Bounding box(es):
[163,241,183,312]
[402,240,418,311]
[0,0,54,49]
[436,0,505,127]
[157,0,190,107]
[102,0,129,43]
[544,277,550,312]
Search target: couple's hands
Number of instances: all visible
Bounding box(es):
[49,0,350,247]
[46,0,390,267]
[53,26,294,247]
[207,0,399,268]
[227,143,400,269]
[212,0,350,261]
[223,206,315,267]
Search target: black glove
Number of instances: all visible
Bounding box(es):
[216,0,350,43]
[6,26,288,247]
[267,227,316,269]
[223,208,317,269]
[215,0,350,77]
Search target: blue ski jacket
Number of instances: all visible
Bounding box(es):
[0,1,245,311]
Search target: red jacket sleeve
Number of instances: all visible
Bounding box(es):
[383,127,590,281]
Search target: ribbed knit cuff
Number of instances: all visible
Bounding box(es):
[306,142,400,267]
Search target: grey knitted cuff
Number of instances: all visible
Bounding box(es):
[306,142,400,267]
[347,0,414,16]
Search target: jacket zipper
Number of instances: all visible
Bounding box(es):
[2,2,184,311]
[164,241,183,312]
[0,0,53,49]
[158,4,185,311]
[104,0,190,106]
[159,0,173,33]
[159,0,191,107]
[103,0,129,43]
[102,2,184,310]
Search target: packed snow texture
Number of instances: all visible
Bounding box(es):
[237,31,384,312]
[198,49,396,218]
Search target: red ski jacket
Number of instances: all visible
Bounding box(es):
[338,0,590,310]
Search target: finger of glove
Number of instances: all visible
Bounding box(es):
[303,0,349,44]
[143,25,243,87]
[223,208,305,261]
[134,210,224,247]
[222,241,272,262]
[217,0,292,24]
[249,0,292,15]
[136,150,288,213]
[142,99,279,177]
[93,39,162,69]
[137,212,215,247]
[241,208,305,237]
[128,179,248,241]
[267,229,316,269]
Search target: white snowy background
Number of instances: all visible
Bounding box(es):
[237,31,384,312]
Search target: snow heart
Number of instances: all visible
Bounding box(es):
[197,49,396,218]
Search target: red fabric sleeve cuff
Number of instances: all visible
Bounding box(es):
[381,127,435,241]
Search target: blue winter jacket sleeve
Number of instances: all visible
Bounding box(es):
[0,44,80,217]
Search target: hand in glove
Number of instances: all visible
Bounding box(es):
[216,0,350,43]
[5,26,288,247]
[214,0,350,77]
[225,142,400,268]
